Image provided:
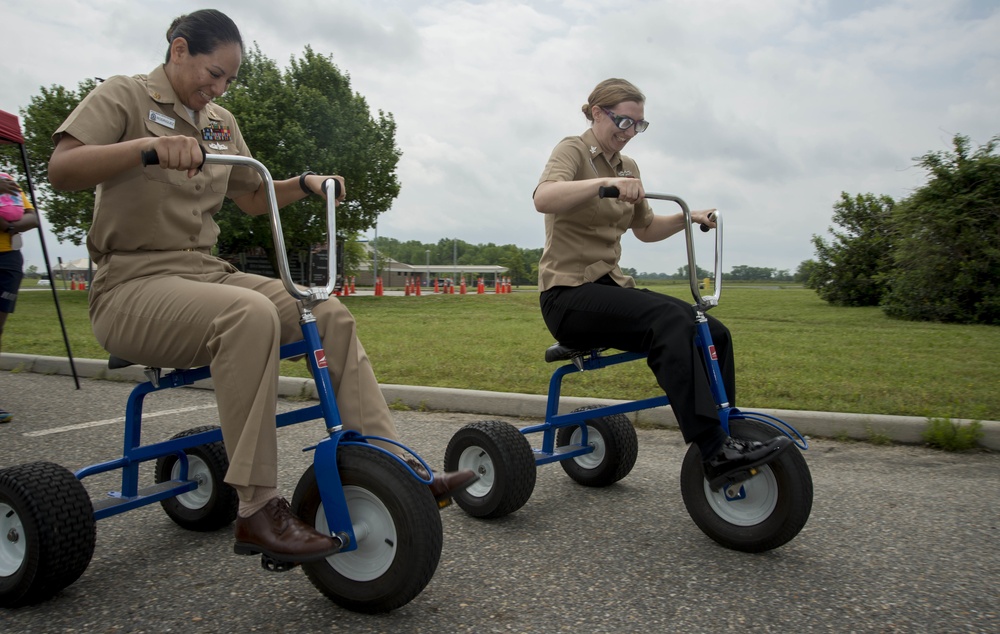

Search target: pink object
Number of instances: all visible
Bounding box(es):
[0,173,25,223]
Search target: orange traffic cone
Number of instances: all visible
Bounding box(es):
[415,277,422,296]
[375,277,383,296]
[460,277,467,295]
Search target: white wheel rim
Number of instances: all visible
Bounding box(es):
[457,445,495,498]
[170,455,213,510]
[0,502,26,577]
[569,426,605,469]
[315,485,397,581]
[702,465,779,526]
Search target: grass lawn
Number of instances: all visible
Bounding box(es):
[5,282,999,421]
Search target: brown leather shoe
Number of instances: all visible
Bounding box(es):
[234,497,342,563]
[405,458,478,505]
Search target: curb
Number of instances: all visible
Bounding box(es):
[2,353,997,450]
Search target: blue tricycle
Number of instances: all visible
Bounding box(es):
[0,153,443,611]
[443,189,813,552]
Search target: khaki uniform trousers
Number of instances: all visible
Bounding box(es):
[89,250,398,499]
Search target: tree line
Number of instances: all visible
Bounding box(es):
[803,134,999,325]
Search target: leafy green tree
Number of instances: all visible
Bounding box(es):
[215,45,401,258]
[807,192,895,306]
[882,135,1000,324]
[7,80,100,245]
[728,265,777,281]
[794,260,818,284]
[675,264,712,280]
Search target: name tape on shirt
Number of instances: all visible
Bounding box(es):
[148,110,176,129]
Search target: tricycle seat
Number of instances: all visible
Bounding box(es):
[544,343,608,366]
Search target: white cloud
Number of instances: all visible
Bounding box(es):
[3,0,997,278]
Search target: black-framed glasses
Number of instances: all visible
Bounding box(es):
[601,107,649,133]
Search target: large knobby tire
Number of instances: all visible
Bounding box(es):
[556,407,638,487]
[0,462,96,607]
[154,425,238,532]
[680,419,813,553]
[443,420,537,519]
[291,445,442,613]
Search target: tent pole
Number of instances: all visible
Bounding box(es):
[19,143,80,389]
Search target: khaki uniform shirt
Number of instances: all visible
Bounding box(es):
[536,128,653,291]
[54,65,261,268]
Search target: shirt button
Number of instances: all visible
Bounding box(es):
[195,184,202,191]
[189,236,197,242]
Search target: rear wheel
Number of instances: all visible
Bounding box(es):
[444,420,537,519]
[680,419,813,552]
[556,407,638,487]
[292,445,442,613]
[154,426,238,531]
[0,462,96,607]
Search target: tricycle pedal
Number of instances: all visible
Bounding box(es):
[260,555,299,573]
[708,467,757,492]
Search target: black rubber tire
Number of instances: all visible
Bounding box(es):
[154,425,238,532]
[556,407,638,487]
[680,419,813,553]
[291,445,442,613]
[443,420,537,519]
[0,462,96,607]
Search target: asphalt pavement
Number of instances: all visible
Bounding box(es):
[0,370,997,633]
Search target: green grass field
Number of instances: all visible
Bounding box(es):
[6,283,999,421]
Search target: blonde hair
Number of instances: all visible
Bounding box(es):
[581,78,645,122]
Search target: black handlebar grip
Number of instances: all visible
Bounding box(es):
[321,178,343,199]
[140,145,208,169]
[700,212,717,233]
[598,186,620,199]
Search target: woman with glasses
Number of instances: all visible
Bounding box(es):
[533,78,790,490]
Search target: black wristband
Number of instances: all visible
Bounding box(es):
[299,171,316,196]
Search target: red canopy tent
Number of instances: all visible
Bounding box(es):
[1,109,80,388]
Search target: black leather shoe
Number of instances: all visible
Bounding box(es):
[702,436,793,491]
[234,497,342,563]
[404,458,479,506]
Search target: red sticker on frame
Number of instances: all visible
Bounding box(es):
[314,350,328,369]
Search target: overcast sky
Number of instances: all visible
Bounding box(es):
[4,0,998,277]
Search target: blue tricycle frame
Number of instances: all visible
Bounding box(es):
[0,154,443,612]
[444,191,814,553]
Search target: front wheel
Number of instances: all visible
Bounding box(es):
[680,419,813,553]
[443,420,537,519]
[154,425,238,532]
[0,462,96,607]
[291,445,442,613]
[556,407,638,487]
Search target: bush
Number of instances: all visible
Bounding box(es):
[882,135,1000,324]
[922,417,983,451]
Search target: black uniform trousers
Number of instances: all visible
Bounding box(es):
[540,275,734,455]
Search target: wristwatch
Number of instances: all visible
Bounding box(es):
[299,171,317,196]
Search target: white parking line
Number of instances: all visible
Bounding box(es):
[22,405,218,437]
